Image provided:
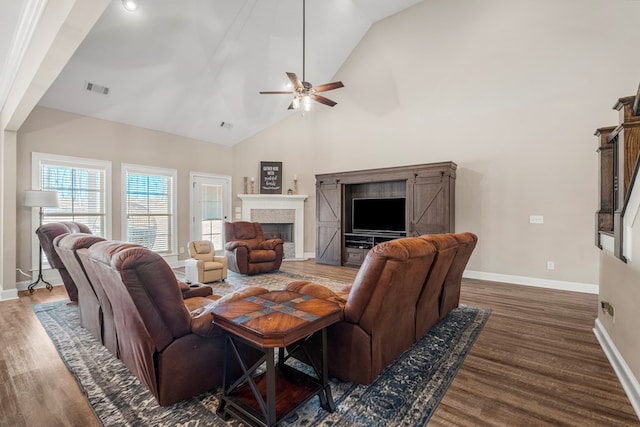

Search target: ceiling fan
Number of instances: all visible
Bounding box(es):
[259,0,344,111]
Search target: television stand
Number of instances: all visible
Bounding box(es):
[344,232,406,266]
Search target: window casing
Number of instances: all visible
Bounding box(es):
[122,164,177,255]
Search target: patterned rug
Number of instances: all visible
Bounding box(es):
[33,271,490,426]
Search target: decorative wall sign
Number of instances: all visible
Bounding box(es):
[260,161,283,194]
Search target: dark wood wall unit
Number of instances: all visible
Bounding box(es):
[315,162,456,266]
[595,126,616,248]
[612,96,640,194]
[595,92,640,260]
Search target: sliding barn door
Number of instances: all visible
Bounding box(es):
[315,180,342,265]
[408,174,455,236]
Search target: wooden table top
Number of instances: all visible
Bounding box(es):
[212,290,342,348]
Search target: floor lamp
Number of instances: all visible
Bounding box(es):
[24,190,59,293]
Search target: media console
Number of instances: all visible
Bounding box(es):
[315,162,456,267]
[343,232,406,266]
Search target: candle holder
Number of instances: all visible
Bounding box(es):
[243,177,248,194]
[251,180,255,194]
[293,178,298,195]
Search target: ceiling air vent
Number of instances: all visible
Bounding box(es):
[219,121,233,130]
[85,81,110,95]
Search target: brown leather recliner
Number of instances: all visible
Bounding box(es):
[53,233,107,344]
[35,222,92,302]
[224,221,284,275]
[286,237,437,385]
[84,243,267,405]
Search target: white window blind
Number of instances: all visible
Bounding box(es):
[123,164,177,254]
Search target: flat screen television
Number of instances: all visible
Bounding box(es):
[352,197,406,233]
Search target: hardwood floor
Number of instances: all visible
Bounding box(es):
[1,261,638,426]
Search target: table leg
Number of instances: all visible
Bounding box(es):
[266,348,276,426]
[320,328,336,412]
[216,335,230,418]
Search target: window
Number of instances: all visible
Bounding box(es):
[123,164,177,254]
[32,153,112,269]
[32,152,111,236]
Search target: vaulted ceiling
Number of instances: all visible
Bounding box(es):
[2,0,423,146]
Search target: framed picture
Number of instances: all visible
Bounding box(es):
[260,161,283,194]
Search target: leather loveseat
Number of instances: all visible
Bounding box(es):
[285,232,477,385]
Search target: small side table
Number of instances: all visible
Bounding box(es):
[213,290,342,427]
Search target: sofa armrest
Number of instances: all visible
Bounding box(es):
[225,241,251,251]
[258,239,284,250]
[285,281,348,307]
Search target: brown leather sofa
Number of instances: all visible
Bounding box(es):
[84,242,268,406]
[285,232,477,385]
[56,236,143,357]
[35,221,92,302]
[224,221,284,275]
[53,233,107,344]
[438,232,478,319]
[286,236,438,384]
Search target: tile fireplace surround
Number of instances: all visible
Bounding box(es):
[237,194,308,260]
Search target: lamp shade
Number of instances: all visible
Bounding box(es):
[24,190,59,208]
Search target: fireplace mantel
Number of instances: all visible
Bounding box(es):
[238,194,308,260]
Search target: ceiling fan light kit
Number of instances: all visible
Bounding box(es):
[260,0,344,111]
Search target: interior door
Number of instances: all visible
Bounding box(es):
[190,174,231,253]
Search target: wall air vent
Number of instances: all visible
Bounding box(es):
[84,81,110,95]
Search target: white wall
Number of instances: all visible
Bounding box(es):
[232,0,640,286]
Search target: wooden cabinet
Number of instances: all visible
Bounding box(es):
[316,162,456,266]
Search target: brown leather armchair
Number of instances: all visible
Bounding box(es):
[35,221,92,302]
[286,237,437,385]
[224,221,284,275]
[84,243,267,405]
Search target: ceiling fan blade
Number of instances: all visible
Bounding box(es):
[313,81,344,93]
[286,72,303,90]
[259,91,294,94]
[311,94,337,107]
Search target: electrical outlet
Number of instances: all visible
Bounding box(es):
[179,247,184,254]
[546,261,555,270]
[530,215,544,224]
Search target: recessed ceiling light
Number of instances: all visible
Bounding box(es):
[122,0,137,12]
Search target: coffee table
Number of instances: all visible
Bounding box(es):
[212,290,342,427]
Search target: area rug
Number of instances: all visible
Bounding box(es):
[34,271,490,426]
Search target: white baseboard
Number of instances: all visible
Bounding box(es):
[594,319,640,419]
[0,288,19,301]
[464,270,598,294]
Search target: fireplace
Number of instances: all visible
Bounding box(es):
[238,194,308,260]
[261,223,293,242]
